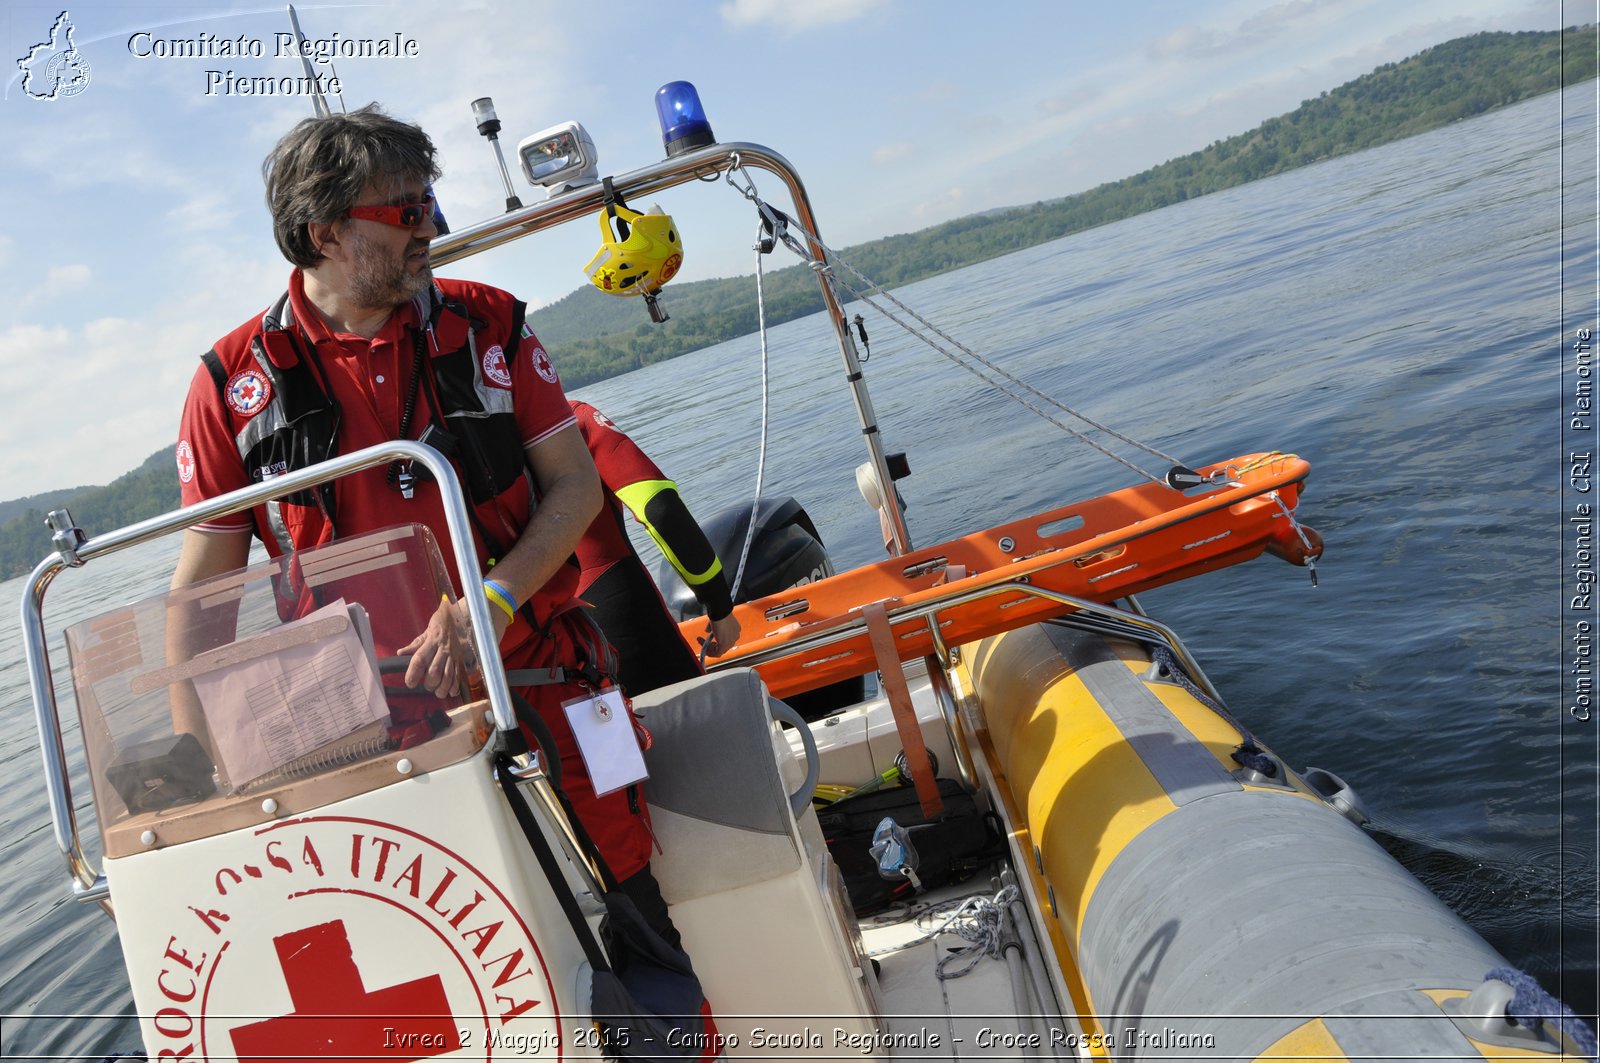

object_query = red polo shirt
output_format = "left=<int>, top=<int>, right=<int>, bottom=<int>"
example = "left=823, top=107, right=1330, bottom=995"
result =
left=178, top=271, right=576, bottom=602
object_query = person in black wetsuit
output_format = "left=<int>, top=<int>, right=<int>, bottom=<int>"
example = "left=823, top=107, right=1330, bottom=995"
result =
left=570, top=400, right=741, bottom=696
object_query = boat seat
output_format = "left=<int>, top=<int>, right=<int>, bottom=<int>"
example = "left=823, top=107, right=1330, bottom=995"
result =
left=635, top=669, right=803, bottom=901
left=633, top=668, right=883, bottom=1055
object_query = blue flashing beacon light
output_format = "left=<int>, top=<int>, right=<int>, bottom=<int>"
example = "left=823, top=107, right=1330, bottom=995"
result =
left=427, top=185, right=449, bottom=235
left=655, top=81, right=716, bottom=157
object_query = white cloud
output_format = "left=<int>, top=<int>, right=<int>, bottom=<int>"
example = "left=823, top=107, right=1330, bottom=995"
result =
left=14, top=264, right=92, bottom=311
left=162, top=188, right=243, bottom=238
left=14, top=106, right=197, bottom=194
left=1039, top=85, right=1104, bottom=118
left=1149, top=0, right=1337, bottom=60
left=871, top=141, right=914, bottom=166
left=0, top=250, right=287, bottom=498
left=909, top=187, right=967, bottom=222
left=46, top=264, right=91, bottom=289
left=1149, top=23, right=1225, bottom=61
left=721, top=0, right=891, bottom=32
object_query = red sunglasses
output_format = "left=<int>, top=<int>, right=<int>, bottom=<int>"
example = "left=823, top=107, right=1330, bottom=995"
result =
left=345, top=192, right=436, bottom=228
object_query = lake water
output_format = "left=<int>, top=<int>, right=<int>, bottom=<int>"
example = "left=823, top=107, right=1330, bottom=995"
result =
left=2, top=85, right=1595, bottom=1056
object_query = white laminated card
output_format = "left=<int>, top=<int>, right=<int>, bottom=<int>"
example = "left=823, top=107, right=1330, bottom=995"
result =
left=561, top=687, right=648, bottom=797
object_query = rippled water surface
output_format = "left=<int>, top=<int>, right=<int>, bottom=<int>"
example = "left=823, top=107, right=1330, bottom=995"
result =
left=2, top=86, right=1595, bottom=1056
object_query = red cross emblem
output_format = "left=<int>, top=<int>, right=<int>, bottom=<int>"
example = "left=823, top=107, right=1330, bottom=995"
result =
left=228, top=920, right=458, bottom=1061
left=225, top=369, right=272, bottom=417
left=482, top=344, right=512, bottom=388
left=176, top=440, right=195, bottom=484
left=531, top=345, right=558, bottom=384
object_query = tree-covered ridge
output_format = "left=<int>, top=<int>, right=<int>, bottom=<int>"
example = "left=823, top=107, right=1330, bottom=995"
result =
left=531, top=27, right=1592, bottom=388
left=0, top=449, right=177, bottom=580
left=1, top=26, right=1591, bottom=577
left=0, top=484, right=96, bottom=526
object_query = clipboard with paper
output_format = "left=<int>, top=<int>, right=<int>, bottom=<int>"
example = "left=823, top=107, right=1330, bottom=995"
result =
left=188, top=599, right=391, bottom=786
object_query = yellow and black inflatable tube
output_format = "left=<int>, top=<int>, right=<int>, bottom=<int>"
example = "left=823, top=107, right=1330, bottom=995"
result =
left=967, top=621, right=1564, bottom=1060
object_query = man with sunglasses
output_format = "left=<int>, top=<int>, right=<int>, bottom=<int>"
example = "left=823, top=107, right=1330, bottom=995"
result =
left=170, top=104, right=677, bottom=942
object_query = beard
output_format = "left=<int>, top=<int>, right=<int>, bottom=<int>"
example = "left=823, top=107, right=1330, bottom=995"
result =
left=345, top=226, right=433, bottom=309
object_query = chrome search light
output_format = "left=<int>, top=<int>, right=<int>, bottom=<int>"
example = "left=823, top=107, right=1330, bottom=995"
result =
left=517, top=121, right=599, bottom=196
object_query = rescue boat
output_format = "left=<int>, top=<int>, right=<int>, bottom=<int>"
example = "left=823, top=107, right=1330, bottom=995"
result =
left=19, top=74, right=1594, bottom=1063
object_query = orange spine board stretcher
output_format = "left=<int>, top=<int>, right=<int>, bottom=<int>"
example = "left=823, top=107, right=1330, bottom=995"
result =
left=688, top=453, right=1317, bottom=699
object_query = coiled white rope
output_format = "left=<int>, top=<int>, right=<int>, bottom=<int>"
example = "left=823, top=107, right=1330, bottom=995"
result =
left=864, top=884, right=1021, bottom=981
left=933, top=883, right=1021, bottom=980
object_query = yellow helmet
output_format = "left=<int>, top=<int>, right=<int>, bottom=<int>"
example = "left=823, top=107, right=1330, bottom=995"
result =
left=583, top=202, right=683, bottom=296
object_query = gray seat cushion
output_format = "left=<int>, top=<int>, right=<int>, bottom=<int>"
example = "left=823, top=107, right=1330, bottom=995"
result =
left=634, top=669, right=801, bottom=901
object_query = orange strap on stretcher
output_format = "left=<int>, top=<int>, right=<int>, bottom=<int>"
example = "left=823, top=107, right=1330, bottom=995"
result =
left=861, top=600, right=943, bottom=820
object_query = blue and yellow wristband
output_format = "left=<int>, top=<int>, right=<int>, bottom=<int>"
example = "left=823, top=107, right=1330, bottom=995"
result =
left=482, top=578, right=518, bottom=622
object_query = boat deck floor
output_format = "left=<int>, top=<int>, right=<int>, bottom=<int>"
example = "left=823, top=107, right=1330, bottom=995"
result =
left=798, top=671, right=1075, bottom=1059
left=858, top=878, right=1058, bottom=1060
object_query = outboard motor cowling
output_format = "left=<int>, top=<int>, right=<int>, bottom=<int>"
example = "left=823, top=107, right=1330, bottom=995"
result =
left=660, top=497, right=865, bottom=720
left=659, top=497, right=828, bottom=618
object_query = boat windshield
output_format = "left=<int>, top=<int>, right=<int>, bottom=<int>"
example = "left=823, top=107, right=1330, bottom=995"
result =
left=65, top=523, right=492, bottom=856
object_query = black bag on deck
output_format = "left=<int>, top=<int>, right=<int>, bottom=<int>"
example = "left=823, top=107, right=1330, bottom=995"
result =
left=818, top=778, right=1006, bottom=914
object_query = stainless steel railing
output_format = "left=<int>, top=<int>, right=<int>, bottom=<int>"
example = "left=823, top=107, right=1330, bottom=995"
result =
left=19, top=442, right=519, bottom=907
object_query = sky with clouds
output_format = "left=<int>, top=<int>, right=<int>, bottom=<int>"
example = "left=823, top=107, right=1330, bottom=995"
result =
left=0, top=0, right=1573, bottom=500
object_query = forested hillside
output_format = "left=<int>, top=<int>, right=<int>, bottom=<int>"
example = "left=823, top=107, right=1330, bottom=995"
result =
left=530, top=27, right=1591, bottom=388
left=0, top=449, right=175, bottom=578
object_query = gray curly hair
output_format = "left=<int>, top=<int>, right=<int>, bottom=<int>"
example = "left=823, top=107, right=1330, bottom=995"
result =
left=262, top=103, right=441, bottom=267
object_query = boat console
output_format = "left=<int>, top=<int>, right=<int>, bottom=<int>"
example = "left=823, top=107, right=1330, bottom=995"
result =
left=71, top=524, right=488, bottom=857
left=24, top=447, right=887, bottom=1060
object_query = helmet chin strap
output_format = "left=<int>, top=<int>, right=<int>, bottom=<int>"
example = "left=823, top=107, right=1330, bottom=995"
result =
left=602, top=176, right=631, bottom=240
left=612, top=176, right=664, bottom=321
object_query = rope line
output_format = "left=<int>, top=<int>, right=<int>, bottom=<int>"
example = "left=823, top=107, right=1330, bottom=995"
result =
left=727, top=216, right=774, bottom=608
left=864, top=883, right=1022, bottom=981
left=1486, top=966, right=1599, bottom=1062
left=933, top=884, right=1022, bottom=980
left=723, top=162, right=1189, bottom=486
left=1151, top=645, right=1278, bottom=778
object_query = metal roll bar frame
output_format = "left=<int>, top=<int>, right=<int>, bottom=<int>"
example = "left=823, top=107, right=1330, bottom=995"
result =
left=430, top=141, right=913, bottom=557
